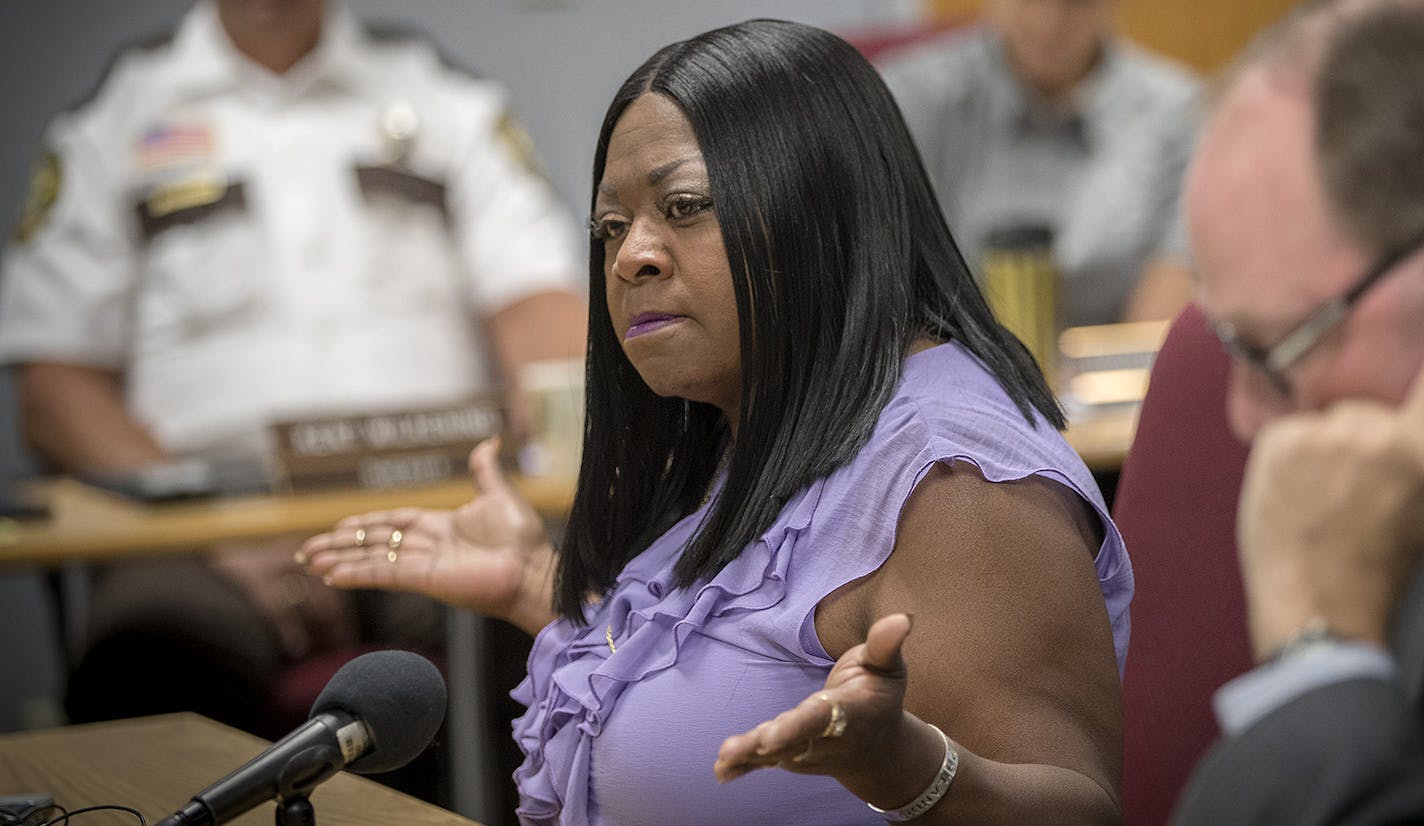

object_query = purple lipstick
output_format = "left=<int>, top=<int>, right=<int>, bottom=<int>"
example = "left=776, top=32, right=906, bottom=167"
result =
left=625, top=312, right=684, bottom=340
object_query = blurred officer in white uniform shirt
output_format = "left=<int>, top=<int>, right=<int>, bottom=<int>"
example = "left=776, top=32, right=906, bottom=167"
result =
left=0, top=0, right=586, bottom=751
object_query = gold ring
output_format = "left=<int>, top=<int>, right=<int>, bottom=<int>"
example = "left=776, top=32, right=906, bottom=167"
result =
left=818, top=693, right=847, bottom=739
left=387, top=529, right=403, bottom=563
left=354, top=527, right=366, bottom=547
left=791, top=738, right=814, bottom=763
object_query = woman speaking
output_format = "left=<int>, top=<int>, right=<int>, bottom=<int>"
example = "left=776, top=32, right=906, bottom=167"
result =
left=302, top=19, right=1129, bottom=824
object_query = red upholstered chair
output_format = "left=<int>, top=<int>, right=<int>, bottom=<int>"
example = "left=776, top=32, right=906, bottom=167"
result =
left=267, top=644, right=390, bottom=734
left=1112, top=304, right=1255, bottom=825
left=268, top=643, right=450, bottom=737
left=840, top=17, right=974, bottom=63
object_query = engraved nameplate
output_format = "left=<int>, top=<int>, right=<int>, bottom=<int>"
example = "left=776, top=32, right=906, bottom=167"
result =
left=270, top=400, right=502, bottom=492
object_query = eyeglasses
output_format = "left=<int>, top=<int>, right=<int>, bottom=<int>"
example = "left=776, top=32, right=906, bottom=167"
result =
left=1212, top=229, right=1424, bottom=397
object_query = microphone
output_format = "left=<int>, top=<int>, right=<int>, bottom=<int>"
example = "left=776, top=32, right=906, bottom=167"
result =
left=157, top=650, right=447, bottom=826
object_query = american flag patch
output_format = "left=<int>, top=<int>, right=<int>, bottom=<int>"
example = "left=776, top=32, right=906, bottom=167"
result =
left=133, top=120, right=216, bottom=172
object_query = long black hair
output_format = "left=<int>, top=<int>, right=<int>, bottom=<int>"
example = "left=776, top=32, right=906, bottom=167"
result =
left=556, top=19, right=1063, bottom=621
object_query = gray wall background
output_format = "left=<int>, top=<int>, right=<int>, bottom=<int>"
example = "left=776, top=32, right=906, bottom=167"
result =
left=0, top=0, right=919, bottom=730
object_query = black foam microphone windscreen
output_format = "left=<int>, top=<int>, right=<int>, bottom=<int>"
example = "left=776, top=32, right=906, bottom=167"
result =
left=311, top=648, right=448, bottom=774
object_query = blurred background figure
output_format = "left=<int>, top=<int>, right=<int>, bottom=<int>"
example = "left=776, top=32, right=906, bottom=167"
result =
left=877, top=0, right=1201, bottom=330
left=0, top=0, right=585, bottom=778
left=1171, top=0, right=1424, bottom=821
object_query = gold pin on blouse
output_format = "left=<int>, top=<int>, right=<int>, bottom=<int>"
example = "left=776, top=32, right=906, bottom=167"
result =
left=605, top=624, right=616, bottom=654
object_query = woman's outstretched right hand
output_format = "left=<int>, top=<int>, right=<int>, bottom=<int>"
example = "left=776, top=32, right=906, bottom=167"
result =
left=298, top=438, right=558, bottom=636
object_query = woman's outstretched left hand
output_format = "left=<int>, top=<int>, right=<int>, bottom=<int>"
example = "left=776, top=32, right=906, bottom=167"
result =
left=297, top=439, right=557, bottom=635
left=714, top=613, right=916, bottom=784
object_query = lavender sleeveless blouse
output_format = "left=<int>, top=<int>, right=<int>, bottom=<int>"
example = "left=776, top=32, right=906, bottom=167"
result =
left=511, top=342, right=1133, bottom=825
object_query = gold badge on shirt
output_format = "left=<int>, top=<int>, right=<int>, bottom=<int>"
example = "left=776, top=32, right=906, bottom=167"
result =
left=145, top=177, right=228, bottom=218
left=14, top=152, right=61, bottom=244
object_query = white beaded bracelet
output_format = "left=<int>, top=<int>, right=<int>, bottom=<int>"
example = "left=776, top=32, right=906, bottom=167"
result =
left=867, top=723, right=959, bottom=822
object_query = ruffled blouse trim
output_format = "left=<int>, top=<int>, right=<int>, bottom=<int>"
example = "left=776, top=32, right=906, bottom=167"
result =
left=511, top=479, right=825, bottom=822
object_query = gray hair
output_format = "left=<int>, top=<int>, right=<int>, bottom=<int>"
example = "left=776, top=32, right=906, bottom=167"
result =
left=1314, top=2, right=1424, bottom=253
left=1221, top=0, right=1424, bottom=254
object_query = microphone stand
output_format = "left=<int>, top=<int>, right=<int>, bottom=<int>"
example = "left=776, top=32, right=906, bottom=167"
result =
left=273, top=745, right=343, bottom=826
left=276, top=796, right=315, bottom=826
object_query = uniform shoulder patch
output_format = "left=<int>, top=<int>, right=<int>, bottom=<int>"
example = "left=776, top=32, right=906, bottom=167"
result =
left=495, top=111, right=547, bottom=178
left=14, top=152, right=61, bottom=244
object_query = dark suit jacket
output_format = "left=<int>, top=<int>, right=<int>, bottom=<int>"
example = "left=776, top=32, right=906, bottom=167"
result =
left=1171, top=565, right=1424, bottom=825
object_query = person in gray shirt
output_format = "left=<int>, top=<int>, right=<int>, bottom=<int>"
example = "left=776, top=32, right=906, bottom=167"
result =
left=877, top=0, right=1199, bottom=328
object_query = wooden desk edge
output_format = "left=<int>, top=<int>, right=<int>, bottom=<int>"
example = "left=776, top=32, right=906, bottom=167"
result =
left=0, top=414, right=1136, bottom=566
left=0, top=712, right=482, bottom=825
left=0, top=474, right=574, bottom=566
left=1064, top=409, right=1139, bottom=473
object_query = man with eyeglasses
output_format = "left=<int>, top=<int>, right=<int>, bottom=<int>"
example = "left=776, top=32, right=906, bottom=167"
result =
left=1171, top=0, right=1424, bottom=822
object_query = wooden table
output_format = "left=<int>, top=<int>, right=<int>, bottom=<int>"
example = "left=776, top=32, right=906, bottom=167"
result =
left=0, top=476, right=575, bottom=825
left=1058, top=318, right=1168, bottom=474
left=1065, top=408, right=1141, bottom=473
left=0, top=474, right=574, bottom=566
left=0, top=424, right=1135, bottom=565
left=0, top=712, right=481, bottom=825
